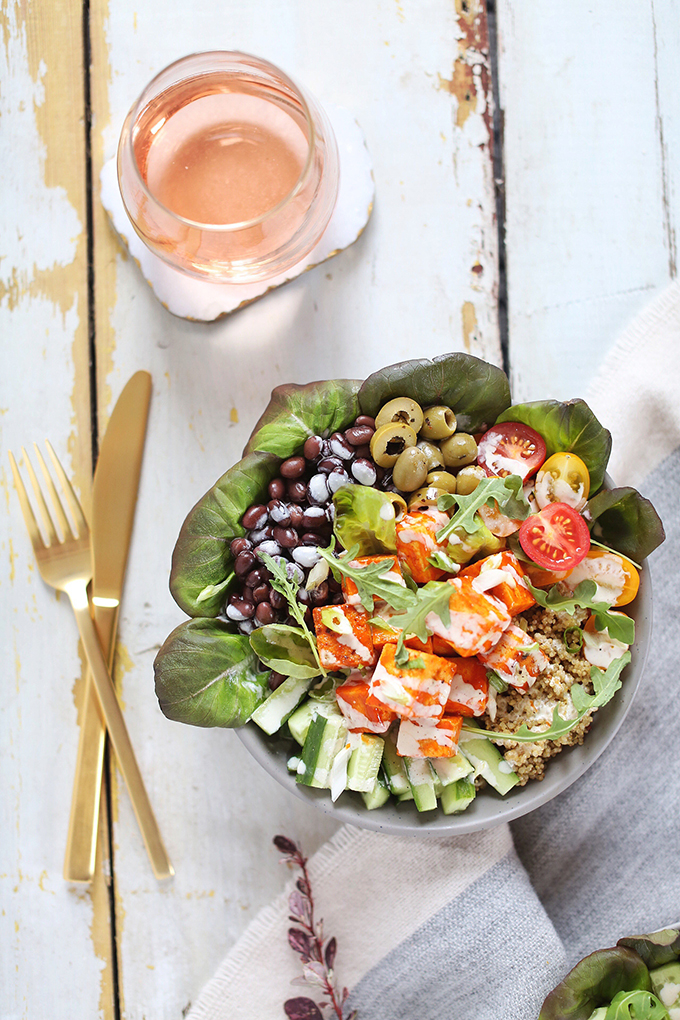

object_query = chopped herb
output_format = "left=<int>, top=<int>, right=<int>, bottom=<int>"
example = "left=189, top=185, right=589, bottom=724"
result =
left=402, top=656, right=427, bottom=670
left=563, top=626, right=584, bottom=653
left=486, top=670, right=508, bottom=693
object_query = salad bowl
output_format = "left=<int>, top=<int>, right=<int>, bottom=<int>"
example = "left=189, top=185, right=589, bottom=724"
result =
left=154, top=353, right=664, bottom=834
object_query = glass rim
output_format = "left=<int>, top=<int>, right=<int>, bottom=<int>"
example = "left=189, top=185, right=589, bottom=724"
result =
left=119, top=50, right=320, bottom=233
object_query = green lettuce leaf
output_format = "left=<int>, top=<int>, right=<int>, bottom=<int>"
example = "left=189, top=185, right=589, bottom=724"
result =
left=587, top=487, right=666, bottom=563
left=154, top=618, right=269, bottom=727
left=538, top=947, right=653, bottom=1020
left=357, top=353, right=511, bottom=433
left=243, top=379, right=361, bottom=457
left=169, top=452, right=281, bottom=618
left=248, top=624, right=322, bottom=680
left=618, top=931, right=680, bottom=971
left=496, top=398, right=612, bottom=491
left=332, top=485, right=400, bottom=555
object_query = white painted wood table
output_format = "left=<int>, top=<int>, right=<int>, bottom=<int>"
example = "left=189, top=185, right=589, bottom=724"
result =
left=1, top=1, right=678, bottom=1017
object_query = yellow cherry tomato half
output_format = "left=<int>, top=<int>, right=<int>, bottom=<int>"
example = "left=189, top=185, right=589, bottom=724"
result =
left=534, top=453, right=590, bottom=512
left=562, top=548, right=640, bottom=607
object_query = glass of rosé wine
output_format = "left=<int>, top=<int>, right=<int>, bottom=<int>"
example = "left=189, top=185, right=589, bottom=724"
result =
left=117, top=51, right=340, bottom=283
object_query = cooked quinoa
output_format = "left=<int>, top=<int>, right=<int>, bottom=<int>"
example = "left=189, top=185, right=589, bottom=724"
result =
left=482, top=605, right=595, bottom=785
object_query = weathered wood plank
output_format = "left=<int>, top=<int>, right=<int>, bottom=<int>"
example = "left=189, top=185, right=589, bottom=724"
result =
left=0, top=0, right=115, bottom=1016
left=88, top=1, right=500, bottom=1015
left=496, top=0, right=679, bottom=403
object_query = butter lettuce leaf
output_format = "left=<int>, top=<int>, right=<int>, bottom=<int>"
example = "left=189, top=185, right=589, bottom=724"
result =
left=587, top=487, right=665, bottom=563
left=496, top=398, right=612, bottom=492
left=332, top=485, right=400, bottom=555
left=170, top=451, right=281, bottom=618
left=357, top=353, right=511, bottom=434
left=154, top=618, right=269, bottom=727
left=249, top=624, right=322, bottom=680
left=243, top=379, right=361, bottom=458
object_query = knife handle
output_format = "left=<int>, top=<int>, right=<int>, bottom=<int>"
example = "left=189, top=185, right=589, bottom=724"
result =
left=63, top=604, right=116, bottom=882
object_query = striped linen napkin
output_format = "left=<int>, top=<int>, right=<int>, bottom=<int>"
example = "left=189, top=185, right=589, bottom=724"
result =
left=188, top=281, right=680, bottom=1020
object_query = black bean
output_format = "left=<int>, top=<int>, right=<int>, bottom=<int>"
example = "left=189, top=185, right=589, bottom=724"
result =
left=287, top=479, right=308, bottom=502
left=273, top=526, right=299, bottom=549
left=288, top=504, right=304, bottom=528
left=255, top=602, right=277, bottom=625
left=252, top=584, right=271, bottom=604
left=280, top=456, right=306, bottom=479
left=301, top=506, right=327, bottom=529
left=293, top=545, right=322, bottom=568
left=268, top=477, right=286, bottom=500
left=270, top=590, right=285, bottom=610
left=345, top=424, right=375, bottom=446
left=307, top=474, right=330, bottom=504
left=230, top=536, right=252, bottom=557
left=309, top=581, right=329, bottom=604
left=267, top=499, right=291, bottom=525
left=353, top=443, right=372, bottom=460
left=317, top=455, right=343, bottom=474
left=255, top=540, right=282, bottom=559
left=245, top=567, right=267, bottom=588
left=328, top=468, right=351, bottom=493
left=352, top=458, right=378, bottom=485
left=227, top=596, right=255, bottom=620
left=354, top=415, right=376, bottom=429
left=249, top=524, right=274, bottom=544
left=303, top=435, right=324, bottom=461
left=329, top=433, right=354, bottom=460
left=301, top=532, right=323, bottom=545
left=240, top=587, right=254, bottom=604
left=268, top=671, right=286, bottom=691
left=242, top=504, right=269, bottom=530
left=234, top=550, right=256, bottom=576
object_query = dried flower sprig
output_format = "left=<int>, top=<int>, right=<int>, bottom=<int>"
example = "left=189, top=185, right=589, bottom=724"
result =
left=273, top=835, right=357, bottom=1020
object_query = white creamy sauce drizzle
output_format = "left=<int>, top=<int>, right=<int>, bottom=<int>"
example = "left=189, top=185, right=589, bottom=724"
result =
left=472, top=568, right=514, bottom=594
left=535, top=473, right=585, bottom=510
left=486, top=686, right=497, bottom=722
left=529, top=695, right=578, bottom=725
left=336, top=695, right=390, bottom=734
left=497, top=760, right=516, bottom=774
left=379, top=503, right=395, bottom=520
left=582, top=630, right=630, bottom=668
left=338, top=630, right=374, bottom=662
left=396, top=719, right=456, bottom=756
left=447, top=674, right=486, bottom=714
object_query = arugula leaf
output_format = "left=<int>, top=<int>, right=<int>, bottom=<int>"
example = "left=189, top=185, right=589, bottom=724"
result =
left=435, top=474, right=531, bottom=542
left=386, top=581, right=453, bottom=664
left=464, top=652, right=631, bottom=743
left=258, top=552, right=326, bottom=676
left=403, top=656, right=427, bottom=670
left=604, top=989, right=669, bottom=1019
left=526, top=579, right=635, bottom=645
left=316, top=543, right=417, bottom=613
left=248, top=624, right=322, bottom=680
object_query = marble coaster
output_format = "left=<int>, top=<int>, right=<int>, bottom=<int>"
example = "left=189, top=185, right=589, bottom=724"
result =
left=100, top=104, right=374, bottom=321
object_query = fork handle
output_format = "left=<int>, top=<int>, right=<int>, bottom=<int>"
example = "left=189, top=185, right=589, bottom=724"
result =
left=67, top=583, right=174, bottom=881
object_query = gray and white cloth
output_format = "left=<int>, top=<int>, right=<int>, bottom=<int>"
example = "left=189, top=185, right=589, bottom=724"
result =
left=188, top=282, right=680, bottom=1020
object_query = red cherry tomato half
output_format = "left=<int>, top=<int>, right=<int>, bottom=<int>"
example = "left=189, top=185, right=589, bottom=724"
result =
left=477, top=423, right=547, bottom=482
left=518, top=502, right=591, bottom=571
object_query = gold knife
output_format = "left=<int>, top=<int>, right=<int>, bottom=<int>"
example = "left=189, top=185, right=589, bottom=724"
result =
left=64, top=371, right=171, bottom=881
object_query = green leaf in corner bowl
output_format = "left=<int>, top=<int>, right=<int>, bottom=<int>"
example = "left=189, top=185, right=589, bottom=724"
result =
left=170, top=451, right=281, bottom=618
left=243, top=378, right=362, bottom=457
left=154, top=618, right=269, bottom=727
left=538, top=947, right=652, bottom=1020
left=496, top=398, right=612, bottom=492
left=618, top=929, right=680, bottom=971
left=357, top=353, right=511, bottom=433
left=587, top=487, right=666, bottom=563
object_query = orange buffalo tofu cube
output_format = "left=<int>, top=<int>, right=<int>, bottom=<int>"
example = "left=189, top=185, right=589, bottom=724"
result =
left=445, top=658, right=489, bottom=717
left=396, top=715, right=463, bottom=758
left=425, top=576, right=512, bottom=657
left=478, top=622, right=549, bottom=691
left=342, top=555, right=405, bottom=605
left=335, top=679, right=396, bottom=734
left=395, top=507, right=452, bottom=583
left=458, top=551, right=536, bottom=616
left=369, top=601, right=433, bottom=653
left=312, top=605, right=376, bottom=671
left=367, top=644, right=454, bottom=722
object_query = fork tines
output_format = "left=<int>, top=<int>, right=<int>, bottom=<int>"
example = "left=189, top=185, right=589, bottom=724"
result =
left=9, top=443, right=88, bottom=548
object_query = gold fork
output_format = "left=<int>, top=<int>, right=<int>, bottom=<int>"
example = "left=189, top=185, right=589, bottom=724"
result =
left=9, top=442, right=174, bottom=881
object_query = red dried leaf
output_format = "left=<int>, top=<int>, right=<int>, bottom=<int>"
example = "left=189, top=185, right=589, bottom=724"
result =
left=283, top=997, right=324, bottom=1020
left=297, top=876, right=311, bottom=897
left=289, top=889, right=306, bottom=921
left=288, top=928, right=314, bottom=962
left=324, top=937, right=337, bottom=972
left=274, top=835, right=300, bottom=857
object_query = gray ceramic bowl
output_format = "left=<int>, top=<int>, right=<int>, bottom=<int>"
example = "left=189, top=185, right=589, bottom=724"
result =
left=236, top=556, right=652, bottom=835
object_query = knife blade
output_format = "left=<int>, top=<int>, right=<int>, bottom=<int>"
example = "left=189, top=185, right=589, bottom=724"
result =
left=63, top=370, right=153, bottom=883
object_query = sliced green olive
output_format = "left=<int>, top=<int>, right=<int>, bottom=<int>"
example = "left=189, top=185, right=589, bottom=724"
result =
left=370, top=421, right=418, bottom=467
left=392, top=446, right=429, bottom=491
left=386, top=492, right=408, bottom=520
left=375, top=397, right=424, bottom=433
left=440, top=432, right=478, bottom=468
left=407, top=485, right=445, bottom=509
left=420, top=405, right=457, bottom=440
left=426, top=470, right=457, bottom=494
left=416, top=440, right=445, bottom=471
left=455, top=464, right=486, bottom=494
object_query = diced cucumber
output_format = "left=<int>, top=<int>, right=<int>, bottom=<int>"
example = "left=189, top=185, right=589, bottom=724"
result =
left=397, top=788, right=414, bottom=802
left=459, top=726, right=519, bottom=796
left=250, top=676, right=313, bottom=735
left=403, top=757, right=438, bottom=812
left=432, top=771, right=444, bottom=798
left=381, top=730, right=410, bottom=795
left=287, top=698, right=341, bottom=746
left=430, top=752, right=474, bottom=787
left=297, top=713, right=348, bottom=788
left=347, top=734, right=384, bottom=792
left=650, top=961, right=680, bottom=1009
left=361, top=774, right=391, bottom=810
left=441, top=777, right=477, bottom=815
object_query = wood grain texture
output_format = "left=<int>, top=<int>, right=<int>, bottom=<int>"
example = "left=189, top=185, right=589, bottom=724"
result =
left=0, top=0, right=115, bottom=1016
left=496, top=0, right=679, bottom=403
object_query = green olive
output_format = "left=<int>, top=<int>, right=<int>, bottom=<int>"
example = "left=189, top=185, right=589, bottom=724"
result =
left=375, top=397, right=424, bottom=433
left=455, top=464, right=486, bottom=494
left=416, top=440, right=445, bottom=471
left=420, top=405, right=457, bottom=440
left=392, top=446, right=430, bottom=491
left=440, top=432, right=478, bottom=468
left=426, top=470, right=457, bottom=493
left=407, top=485, right=445, bottom=510
left=370, top=421, right=418, bottom=467
left=386, top=492, right=408, bottom=520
